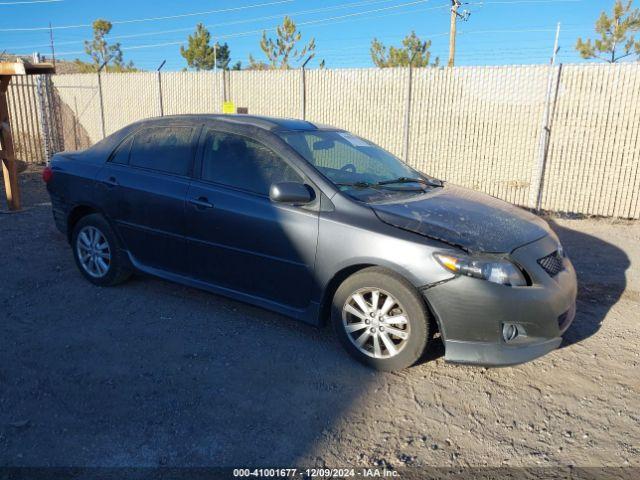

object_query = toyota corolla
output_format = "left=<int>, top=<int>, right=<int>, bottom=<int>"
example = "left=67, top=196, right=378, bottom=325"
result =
left=44, top=115, right=577, bottom=371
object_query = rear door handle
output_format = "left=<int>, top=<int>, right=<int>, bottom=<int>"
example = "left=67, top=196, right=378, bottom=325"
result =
left=189, top=197, right=214, bottom=209
left=103, top=176, right=118, bottom=187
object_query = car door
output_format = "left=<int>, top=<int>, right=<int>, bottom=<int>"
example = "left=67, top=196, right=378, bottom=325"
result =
left=95, top=124, right=200, bottom=274
left=184, top=128, right=319, bottom=309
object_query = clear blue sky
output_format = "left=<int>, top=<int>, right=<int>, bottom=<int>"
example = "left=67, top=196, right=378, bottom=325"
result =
left=0, top=0, right=618, bottom=70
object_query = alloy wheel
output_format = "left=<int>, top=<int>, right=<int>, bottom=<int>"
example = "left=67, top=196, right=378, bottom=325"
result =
left=76, top=225, right=111, bottom=278
left=342, top=288, right=410, bottom=359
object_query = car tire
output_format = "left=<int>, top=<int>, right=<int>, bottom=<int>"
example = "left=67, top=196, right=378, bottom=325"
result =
left=71, top=213, right=132, bottom=287
left=331, top=267, right=430, bottom=371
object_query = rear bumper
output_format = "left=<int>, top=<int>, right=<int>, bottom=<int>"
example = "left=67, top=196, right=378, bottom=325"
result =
left=48, top=190, right=69, bottom=235
left=423, top=234, right=577, bottom=367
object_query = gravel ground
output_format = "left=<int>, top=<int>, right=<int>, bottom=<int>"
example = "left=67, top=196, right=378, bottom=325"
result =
left=1, top=167, right=638, bottom=469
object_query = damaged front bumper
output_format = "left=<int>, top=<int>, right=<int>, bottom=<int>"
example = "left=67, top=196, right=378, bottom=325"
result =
left=422, top=234, right=577, bottom=367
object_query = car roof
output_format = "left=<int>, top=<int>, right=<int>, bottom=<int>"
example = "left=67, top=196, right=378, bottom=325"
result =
left=135, top=114, right=339, bottom=132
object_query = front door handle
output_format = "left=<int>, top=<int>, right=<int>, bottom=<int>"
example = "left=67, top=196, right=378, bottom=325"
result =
left=189, top=197, right=214, bottom=209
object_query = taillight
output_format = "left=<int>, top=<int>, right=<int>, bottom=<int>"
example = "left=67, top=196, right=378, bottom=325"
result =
left=42, top=166, right=54, bottom=183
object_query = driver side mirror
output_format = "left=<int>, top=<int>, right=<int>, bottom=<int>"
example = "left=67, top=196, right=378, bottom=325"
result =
left=269, top=182, right=315, bottom=205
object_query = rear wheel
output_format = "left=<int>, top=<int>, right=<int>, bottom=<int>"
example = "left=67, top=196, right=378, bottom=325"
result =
left=331, top=267, right=430, bottom=371
left=71, top=213, right=131, bottom=286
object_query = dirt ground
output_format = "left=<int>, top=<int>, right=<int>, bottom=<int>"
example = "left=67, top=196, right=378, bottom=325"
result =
left=1, top=166, right=638, bottom=470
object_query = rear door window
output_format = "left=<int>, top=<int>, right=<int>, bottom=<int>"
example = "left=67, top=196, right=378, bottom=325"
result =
left=129, top=126, right=195, bottom=176
left=201, top=130, right=302, bottom=195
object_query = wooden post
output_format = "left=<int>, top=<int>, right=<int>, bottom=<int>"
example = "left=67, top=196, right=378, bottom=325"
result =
left=0, top=76, right=21, bottom=211
left=0, top=60, right=54, bottom=210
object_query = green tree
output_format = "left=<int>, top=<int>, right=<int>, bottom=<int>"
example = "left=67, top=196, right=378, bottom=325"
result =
left=576, top=0, right=640, bottom=62
left=214, top=41, right=231, bottom=70
left=370, top=31, right=439, bottom=68
left=180, top=25, right=239, bottom=70
left=180, top=23, right=216, bottom=70
left=248, top=16, right=321, bottom=69
left=76, top=19, right=137, bottom=72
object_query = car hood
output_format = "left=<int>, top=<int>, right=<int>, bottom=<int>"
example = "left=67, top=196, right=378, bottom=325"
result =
left=371, top=184, right=550, bottom=253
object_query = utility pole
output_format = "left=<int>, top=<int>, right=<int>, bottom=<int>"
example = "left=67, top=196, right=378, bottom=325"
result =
left=448, top=1, right=471, bottom=67
left=49, top=22, right=56, bottom=66
left=448, top=1, right=459, bottom=67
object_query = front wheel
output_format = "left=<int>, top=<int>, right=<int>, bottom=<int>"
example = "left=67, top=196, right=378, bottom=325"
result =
left=331, top=267, right=430, bottom=371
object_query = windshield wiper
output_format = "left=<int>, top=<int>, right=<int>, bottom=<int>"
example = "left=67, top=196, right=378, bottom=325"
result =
left=335, top=181, right=376, bottom=188
left=336, top=181, right=423, bottom=191
left=336, top=180, right=426, bottom=193
left=377, top=176, right=442, bottom=187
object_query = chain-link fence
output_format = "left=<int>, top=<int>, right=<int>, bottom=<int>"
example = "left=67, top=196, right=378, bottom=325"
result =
left=6, top=64, right=640, bottom=219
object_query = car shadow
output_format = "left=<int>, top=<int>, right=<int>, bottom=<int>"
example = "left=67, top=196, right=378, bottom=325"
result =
left=1, top=168, right=376, bottom=468
left=1, top=169, right=631, bottom=469
left=546, top=218, right=629, bottom=348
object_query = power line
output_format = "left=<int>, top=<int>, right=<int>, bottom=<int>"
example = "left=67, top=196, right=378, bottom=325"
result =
left=478, top=0, right=583, bottom=4
left=0, top=0, right=61, bottom=4
left=0, top=0, right=294, bottom=31
left=49, top=0, right=439, bottom=56
left=3, top=0, right=405, bottom=49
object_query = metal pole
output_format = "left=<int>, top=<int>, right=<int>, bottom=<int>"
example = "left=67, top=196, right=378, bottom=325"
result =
left=157, top=60, right=166, bottom=117
left=73, top=96, right=79, bottom=150
left=214, top=40, right=218, bottom=73
left=222, top=68, right=227, bottom=104
left=300, top=55, right=312, bottom=120
left=97, top=60, right=108, bottom=139
left=34, top=53, right=52, bottom=162
left=530, top=22, right=561, bottom=211
left=402, top=52, right=417, bottom=163
left=49, top=22, right=56, bottom=66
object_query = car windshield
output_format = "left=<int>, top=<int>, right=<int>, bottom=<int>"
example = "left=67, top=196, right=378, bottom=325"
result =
left=278, top=130, right=439, bottom=203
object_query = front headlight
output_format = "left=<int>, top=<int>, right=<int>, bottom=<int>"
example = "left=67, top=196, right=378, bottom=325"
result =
left=434, top=252, right=528, bottom=286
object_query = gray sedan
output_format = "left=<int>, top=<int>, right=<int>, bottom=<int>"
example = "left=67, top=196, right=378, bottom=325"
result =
left=45, top=115, right=577, bottom=371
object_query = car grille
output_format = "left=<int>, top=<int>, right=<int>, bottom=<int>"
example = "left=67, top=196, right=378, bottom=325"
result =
left=538, top=250, right=564, bottom=277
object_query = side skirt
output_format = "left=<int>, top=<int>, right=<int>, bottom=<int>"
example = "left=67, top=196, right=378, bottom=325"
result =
left=126, top=252, right=322, bottom=327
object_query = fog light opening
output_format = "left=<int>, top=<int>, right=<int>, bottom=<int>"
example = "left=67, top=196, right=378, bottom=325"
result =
left=503, top=323, right=519, bottom=342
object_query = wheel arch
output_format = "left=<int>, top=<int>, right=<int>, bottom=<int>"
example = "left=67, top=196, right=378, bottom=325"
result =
left=318, top=264, right=375, bottom=326
left=66, top=204, right=101, bottom=242
left=317, top=261, right=429, bottom=326
left=66, top=203, right=124, bottom=248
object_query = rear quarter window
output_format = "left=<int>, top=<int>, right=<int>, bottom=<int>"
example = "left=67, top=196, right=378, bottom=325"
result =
left=109, top=137, right=133, bottom=165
